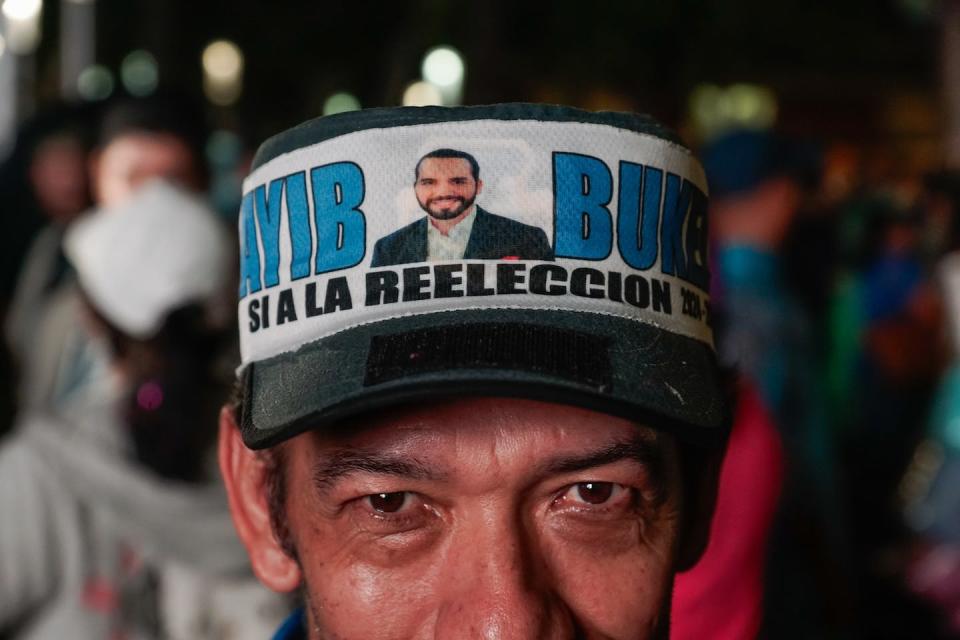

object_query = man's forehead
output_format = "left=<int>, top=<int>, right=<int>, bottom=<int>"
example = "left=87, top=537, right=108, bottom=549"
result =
left=289, top=399, right=674, bottom=499
left=300, top=397, right=665, bottom=459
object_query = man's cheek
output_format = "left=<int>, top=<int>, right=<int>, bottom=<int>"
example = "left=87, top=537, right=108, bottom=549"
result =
left=300, top=550, right=440, bottom=639
left=538, top=509, right=679, bottom=638
left=287, top=510, right=443, bottom=631
left=549, top=548, right=673, bottom=638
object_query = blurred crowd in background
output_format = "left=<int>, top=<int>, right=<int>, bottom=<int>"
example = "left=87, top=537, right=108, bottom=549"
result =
left=1, top=1, right=960, bottom=639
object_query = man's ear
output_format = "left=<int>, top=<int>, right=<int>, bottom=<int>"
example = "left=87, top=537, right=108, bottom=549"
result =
left=476, top=178, right=483, bottom=195
left=218, top=406, right=302, bottom=592
left=674, top=439, right=726, bottom=572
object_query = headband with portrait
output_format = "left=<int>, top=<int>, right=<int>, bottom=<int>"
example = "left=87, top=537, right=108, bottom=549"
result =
left=237, top=104, right=725, bottom=449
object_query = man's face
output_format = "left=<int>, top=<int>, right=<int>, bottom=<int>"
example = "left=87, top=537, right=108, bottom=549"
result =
left=239, top=398, right=685, bottom=639
left=93, top=132, right=203, bottom=206
left=29, top=136, right=89, bottom=223
left=415, top=157, right=481, bottom=220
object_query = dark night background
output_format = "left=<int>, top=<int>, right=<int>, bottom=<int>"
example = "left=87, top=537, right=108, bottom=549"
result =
left=25, top=0, right=942, bottom=147
left=3, top=1, right=960, bottom=638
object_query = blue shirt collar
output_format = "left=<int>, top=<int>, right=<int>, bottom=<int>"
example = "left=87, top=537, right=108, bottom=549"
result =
left=272, top=608, right=306, bottom=640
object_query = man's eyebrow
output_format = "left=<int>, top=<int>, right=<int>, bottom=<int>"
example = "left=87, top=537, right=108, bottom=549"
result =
left=542, top=436, right=667, bottom=499
left=312, top=450, right=444, bottom=491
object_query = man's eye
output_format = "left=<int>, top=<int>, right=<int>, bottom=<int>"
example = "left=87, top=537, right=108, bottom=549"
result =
left=366, top=491, right=411, bottom=513
left=563, top=482, right=630, bottom=506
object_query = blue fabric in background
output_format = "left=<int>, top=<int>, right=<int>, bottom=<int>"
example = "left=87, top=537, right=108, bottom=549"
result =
left=272, top=608, right=305, bottom=640
left=907, top=364, right=960, bottom=544
left=861, top=253, right=923, bottom=323
left=701, top=129, right=820, bottom=198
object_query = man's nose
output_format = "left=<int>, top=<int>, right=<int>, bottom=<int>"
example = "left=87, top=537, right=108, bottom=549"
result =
left=434, top=513, right=576, bottom=639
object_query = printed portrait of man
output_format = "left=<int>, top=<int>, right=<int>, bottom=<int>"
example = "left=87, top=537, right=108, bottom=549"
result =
left=370, top=148, right=554, bottom=266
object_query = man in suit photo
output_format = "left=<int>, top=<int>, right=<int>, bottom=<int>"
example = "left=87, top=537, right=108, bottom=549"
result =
left=370, top=148, right=554, bottom=266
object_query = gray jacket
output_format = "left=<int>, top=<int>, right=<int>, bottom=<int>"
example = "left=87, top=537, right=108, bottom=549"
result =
left=0, top=405, right=287, bottom=639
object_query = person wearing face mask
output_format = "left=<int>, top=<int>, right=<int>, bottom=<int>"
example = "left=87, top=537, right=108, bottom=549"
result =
left=3, top=105, right=94, bottom=420
left=8, top=95, right=211, bottom=415
left=0, top=181, right=286, bottom=639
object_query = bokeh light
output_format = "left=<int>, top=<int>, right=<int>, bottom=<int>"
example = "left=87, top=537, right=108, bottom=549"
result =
left=205, top=129, right=242, bottom=169
left=421, top=46, right=464, bottom=88
left=2, top=0, right=42, bottom=54
left=689, top=82, right=778, bottom=141
left=1, top=0, right=41, bottom=22
left=77, top=64, right=114, bottom=101
left=402, top=80, right=443, bottom=107
left=726, top=83, right=778, bottom=128
left=120, top=50, right=158, bottom=97
left=203, top=39, right=242, bottom=81
left=136, top=380, right=163, bottom=411
left=323, top=91, right=361, bottom=115
left=421, top=45, right=465, bottom=105
left=202, top=39, right=244, bottom=106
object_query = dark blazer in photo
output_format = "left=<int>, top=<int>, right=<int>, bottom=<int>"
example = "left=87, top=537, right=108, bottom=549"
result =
left=370, top=207, right=554, bottom=267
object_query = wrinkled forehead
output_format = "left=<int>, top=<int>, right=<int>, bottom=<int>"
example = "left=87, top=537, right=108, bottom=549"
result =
left=298, top=398, right=670, bottom=468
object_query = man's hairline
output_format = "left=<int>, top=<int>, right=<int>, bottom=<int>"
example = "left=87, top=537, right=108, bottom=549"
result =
left=414, top=151, right=480, bottom=183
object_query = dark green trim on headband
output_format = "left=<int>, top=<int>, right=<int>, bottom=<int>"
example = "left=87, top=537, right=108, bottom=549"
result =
left=251, top=103, right=685, bottom=171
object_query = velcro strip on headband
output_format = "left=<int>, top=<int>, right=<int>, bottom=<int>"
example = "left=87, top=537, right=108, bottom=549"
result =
left=364, top=322, right=611, bottom=390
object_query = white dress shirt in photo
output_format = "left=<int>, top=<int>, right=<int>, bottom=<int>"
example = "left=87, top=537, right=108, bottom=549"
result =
left=427, top=207, right=478, bottom=261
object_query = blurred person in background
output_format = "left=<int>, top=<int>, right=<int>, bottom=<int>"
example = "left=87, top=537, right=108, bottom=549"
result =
left=0, top=104, right=91, bottom=312
left=829, top=191, right=950, bottom=637
left=848, top=200, right=942, bottom=517
left=703, top=129, right=853, bottom=638
left=0, top=105, right=93, bottom=436
left=89, top=94, right=208, bottom=207
left=0, top=181, right=285, bottom=639
left=817, top=168, right=956, bottom=635
left=899, top=247, right=960, bottom=635
left=5, top=94, right=211, bottom=415
left=894, top=169, right=960, bottom=637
